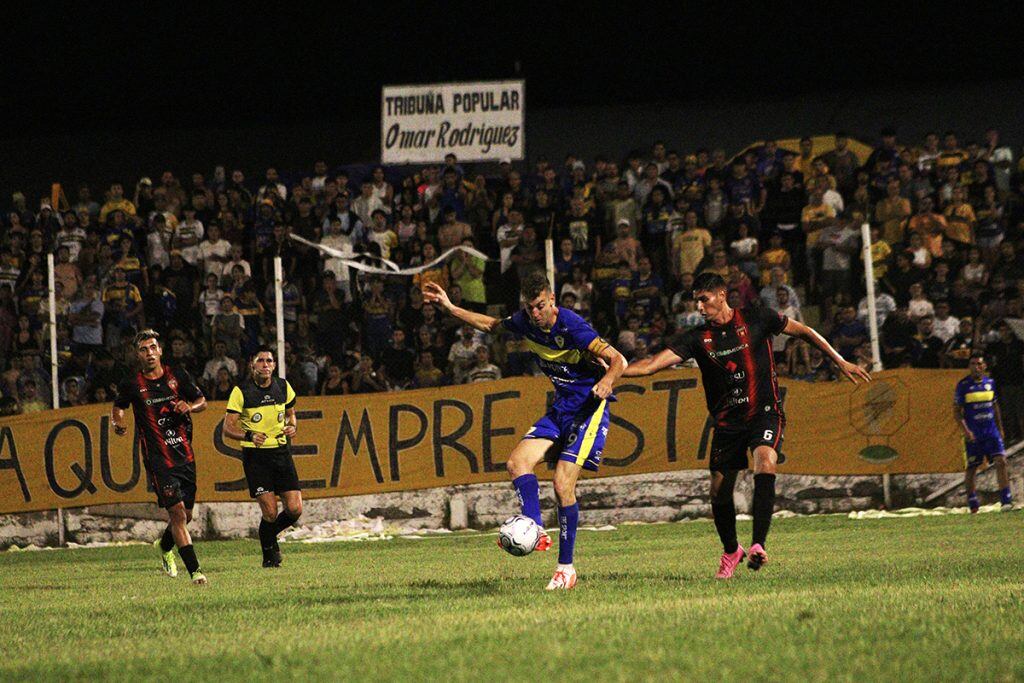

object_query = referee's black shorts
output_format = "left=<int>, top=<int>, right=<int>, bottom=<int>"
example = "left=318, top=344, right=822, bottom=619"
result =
left=241, top=445, right=300, bottom=498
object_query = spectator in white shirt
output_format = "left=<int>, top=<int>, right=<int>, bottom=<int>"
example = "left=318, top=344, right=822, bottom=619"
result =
left=857, top=291, right=897, bottom=329
left=197, top=223, right=232, bottom=276
left=220, top=243, right=252, bottom=286
left=907, top=282, right=935, bottom=321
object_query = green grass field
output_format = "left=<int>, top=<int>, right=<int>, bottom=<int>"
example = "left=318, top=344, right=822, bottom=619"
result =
left=1, top=512, right=1022, bottom=682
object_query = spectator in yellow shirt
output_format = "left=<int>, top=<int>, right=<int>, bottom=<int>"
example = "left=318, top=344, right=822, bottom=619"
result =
left=866, top=225, right=892, bottom=281
left=874, top=179, right=911, bottom=246
left=98, top=183, right=137, bottom=224
left=758, top=232, right=791, bottom=285
left=943, top=186, right=976, bottom=247
left=670, top=210, right=712, bottom=278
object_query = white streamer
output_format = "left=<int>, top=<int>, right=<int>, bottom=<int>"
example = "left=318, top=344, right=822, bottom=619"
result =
left=288, top=233, right=493, bottom=276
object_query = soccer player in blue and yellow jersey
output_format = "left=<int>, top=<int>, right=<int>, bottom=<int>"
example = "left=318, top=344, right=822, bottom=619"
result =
left=954, top=352, right=1013, bottom=512
left=424, top=273, right=627, bottom=590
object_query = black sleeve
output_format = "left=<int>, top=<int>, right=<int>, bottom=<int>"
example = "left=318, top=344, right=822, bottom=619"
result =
left=177, top=368, right=204, bottom=402
left=113, top=379, right=134, bottom=409
left=756, top=304, right=788, bottom=336
left=666, top=330, right=695, bottom=362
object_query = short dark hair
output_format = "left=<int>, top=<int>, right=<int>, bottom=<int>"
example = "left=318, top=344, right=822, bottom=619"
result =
left=692, top=273, right=727, bottom=294
left=133, top=329, right=160, bottom=348
left=970, top=350, right=986, bottom=362
left=252, top=345, right=277, bottom=363
left=520, top=271, right=552, bottom=300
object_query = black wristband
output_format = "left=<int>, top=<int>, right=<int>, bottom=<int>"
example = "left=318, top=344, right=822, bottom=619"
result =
left=244, top=430, right=254, bottom=442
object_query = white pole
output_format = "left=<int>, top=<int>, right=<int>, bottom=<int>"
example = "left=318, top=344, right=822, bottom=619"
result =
left=48, top=254, right=64, bottom=546
left=274, top=257, right=286, bottom=378
left=860, top=222, right=883, bottom=373
left=544, top=238, right=555, bottom=290
left=860, top=222, right=891, bottom=508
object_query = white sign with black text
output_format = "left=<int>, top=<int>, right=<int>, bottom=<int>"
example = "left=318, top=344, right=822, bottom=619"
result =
left=381, top=80, right=525, bottom=164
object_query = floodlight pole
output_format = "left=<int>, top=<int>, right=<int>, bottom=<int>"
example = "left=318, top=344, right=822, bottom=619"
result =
left=545, top=238, right=555, bottom=292
left=48, top=254, right=65, bottom=546
left=861, top=222, right=892, bottom=508
left=274, top=257, right=286, bottom=378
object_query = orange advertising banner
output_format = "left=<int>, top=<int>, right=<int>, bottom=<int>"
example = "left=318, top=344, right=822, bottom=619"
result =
left=0, top=369, right=965, bottom=513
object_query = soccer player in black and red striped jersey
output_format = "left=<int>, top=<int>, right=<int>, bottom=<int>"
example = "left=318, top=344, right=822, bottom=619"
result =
left=623, top=273, right=870, bottom=578
left=111, top=330, right=209, bottom=585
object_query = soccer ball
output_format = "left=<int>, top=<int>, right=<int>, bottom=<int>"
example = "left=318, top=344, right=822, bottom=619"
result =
left=498, top=515, right=541, bottom=556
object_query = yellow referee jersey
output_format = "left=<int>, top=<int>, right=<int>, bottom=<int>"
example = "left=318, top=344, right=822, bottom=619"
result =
left=226, top=377, right=297, bottom=448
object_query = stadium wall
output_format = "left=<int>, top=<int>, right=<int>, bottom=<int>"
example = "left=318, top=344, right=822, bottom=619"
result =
left=2, top=462, right=1021, bottom=548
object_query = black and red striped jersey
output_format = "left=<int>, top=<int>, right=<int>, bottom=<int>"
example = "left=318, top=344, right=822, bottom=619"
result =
left=668, top=304, right=788, bottom=427
left=114, top=365, right=203, bottom=470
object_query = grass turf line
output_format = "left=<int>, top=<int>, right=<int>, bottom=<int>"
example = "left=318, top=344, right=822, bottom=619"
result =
left=1, top=513, right=1022, bottom=682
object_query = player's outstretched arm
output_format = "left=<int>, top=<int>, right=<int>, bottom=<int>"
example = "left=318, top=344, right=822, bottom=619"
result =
left=590, top=340, right=628, bottom=399
left=783, top=318, right=871, bottom=383
left=422, top=282, right=501, bottom=333
left=622, top=348, right=683, bottom=377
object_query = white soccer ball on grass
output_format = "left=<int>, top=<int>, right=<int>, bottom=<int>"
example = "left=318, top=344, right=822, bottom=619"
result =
left=498, top=515, right=541, bottom=556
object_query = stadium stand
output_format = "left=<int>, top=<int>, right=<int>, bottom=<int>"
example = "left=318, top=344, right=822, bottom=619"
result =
left=1, top=129, right=1023, bottom=440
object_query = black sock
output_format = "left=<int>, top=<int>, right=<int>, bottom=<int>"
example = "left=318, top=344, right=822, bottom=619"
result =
left=752, top=473, right=777, bottom=548
left=259, top=519, right=277, bottom=557
left=177, top=544, right=200, bottom=575
left=711, top=500, right=739, bottom=554
left=274, top=511, right=297, bottom=535
left=159, top=527, right=174, bottom=553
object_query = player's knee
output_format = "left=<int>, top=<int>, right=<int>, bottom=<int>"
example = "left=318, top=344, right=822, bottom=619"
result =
left=553, top=476, right=575, bottom=505
left=753, top=448, right=778, bottom=474
left=287, top=501, right=303, bottom=520
left=506, top=455, right=531, bottom=478
left=168, top=505, right=187, bottom=525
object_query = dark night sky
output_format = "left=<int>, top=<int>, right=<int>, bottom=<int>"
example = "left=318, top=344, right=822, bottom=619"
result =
left=3, top=4, right=1022, bottom=139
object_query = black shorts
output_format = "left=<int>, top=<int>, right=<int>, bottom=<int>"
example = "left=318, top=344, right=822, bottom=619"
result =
left=149, top=463, right=197, bottom=509
left=242, top=445, right=300, bottom=498
left=709, top=411, right=785, bottom=472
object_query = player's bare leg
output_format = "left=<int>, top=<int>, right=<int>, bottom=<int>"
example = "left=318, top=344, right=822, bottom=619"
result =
left=993, top=457, right=1013, bottom=509
left=711, top=470, right=744, bottom=579
left=965, top=466, right=979, bottom=513
left=156, top=506, right=192, bottom=578
left=748, top=446, right=779, bottom=571
left=167, top=502, right=205, bottom=584
left=506, top=438, right=556, bottom=551
left=547, top=460, right=583, bottom=590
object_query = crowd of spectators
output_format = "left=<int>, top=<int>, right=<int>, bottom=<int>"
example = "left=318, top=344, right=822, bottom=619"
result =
left=2, top=128, right=1023, bottom=440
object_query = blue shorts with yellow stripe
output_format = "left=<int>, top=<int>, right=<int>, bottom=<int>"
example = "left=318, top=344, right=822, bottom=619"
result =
left=524, top=397, right=610, bottom=472
left=964, top=432, right=1005, bottom=468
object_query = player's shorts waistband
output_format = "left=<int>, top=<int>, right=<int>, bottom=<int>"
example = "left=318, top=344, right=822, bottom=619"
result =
left=242, top=444, right=292, bottom=457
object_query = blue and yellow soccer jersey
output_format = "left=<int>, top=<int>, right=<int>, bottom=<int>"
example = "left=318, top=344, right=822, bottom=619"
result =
left=501, top=307, right=613, bottom=471
left=954, top=375, right=1001, bottom=438
left=500, top=307, right=612, bottom=412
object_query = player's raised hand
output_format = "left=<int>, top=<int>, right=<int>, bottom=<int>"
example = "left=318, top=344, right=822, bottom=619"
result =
left=113, top=423, right=127, bottom=436
left=838, top=360, right=871, bottom=384
left=422, top=282, right=452, bottom=310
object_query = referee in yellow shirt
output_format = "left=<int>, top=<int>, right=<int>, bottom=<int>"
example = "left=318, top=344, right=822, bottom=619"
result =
left=224, top=346, right=302, bottom=567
